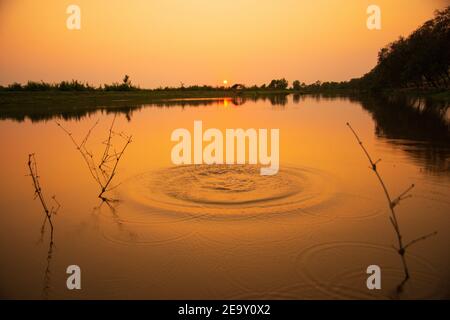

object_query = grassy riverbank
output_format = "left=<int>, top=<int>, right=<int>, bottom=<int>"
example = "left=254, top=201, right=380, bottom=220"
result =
left=1, top=88, right=448, bottom=109
left=0, top=89, right=292, bottom=109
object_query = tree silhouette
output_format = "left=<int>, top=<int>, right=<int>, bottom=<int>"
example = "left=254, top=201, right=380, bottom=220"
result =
left=292, top=80, right=301, bottom=90
left=363, top=6, right=449, bottom=90
left=268, top=78, right=289, bottom=90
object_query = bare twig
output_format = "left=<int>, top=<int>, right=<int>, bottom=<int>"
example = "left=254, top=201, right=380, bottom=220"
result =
left=42, top=229, right=54, bottom=299
left=56, top=115, right=132, bottom=201
left=27, top=154, right=60, bottom=233
left=27, top=154, right=59, bottom=299
left=56, top=120, right=102, bottom=185
left=346, top=123, right=437, bottom=290
left=404, top=231, right=437, bottom=249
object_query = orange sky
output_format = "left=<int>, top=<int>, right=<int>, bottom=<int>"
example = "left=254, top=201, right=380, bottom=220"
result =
left=0, top=0, right=447, bottom=87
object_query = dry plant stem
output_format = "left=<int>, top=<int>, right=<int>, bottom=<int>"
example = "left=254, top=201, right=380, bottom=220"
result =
left=100, top=116, right=115, bottom=170
left=346, top=123, right=436, bottom=282
left=56, top=120, right=102, bottom=186
left=42, top=230, right=54, bottom=299
left=99, top=136, right=132, bottom=199
left=56, top=115, right=132, bottom=201
left=28, top=154, right=60, bottom=233
left=27, top=154, right=59, bottom=298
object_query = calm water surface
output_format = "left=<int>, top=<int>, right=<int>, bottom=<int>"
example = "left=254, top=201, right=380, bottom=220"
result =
left=0, top=94, right=449, bottom=299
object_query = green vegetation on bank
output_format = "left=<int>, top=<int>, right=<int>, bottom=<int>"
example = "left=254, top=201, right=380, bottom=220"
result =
left=0, top=89, right=294, bottom=108
left=353, top=6, right=449, bottom=90
left=287, top=6, right=449, bottom=95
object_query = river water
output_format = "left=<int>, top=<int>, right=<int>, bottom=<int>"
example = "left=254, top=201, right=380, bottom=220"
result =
left=0, top=94, right=448, bottom=299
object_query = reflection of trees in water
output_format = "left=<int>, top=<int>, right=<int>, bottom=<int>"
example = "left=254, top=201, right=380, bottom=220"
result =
left=8, top=92, right=450, bottom=173
left=268, top=94, right=288, bottom=106
left=297, top=93, right=449, bottom=174
left=355, top=95, right=449, bottom=142
left=289, top=92, right=449, bottom=174
left=0, top=94, right=291, bottom=122
left=354, top=94, right=450, bottom=174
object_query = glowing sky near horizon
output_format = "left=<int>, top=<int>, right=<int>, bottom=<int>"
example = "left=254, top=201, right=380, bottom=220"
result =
left=0, top=0, right=447, bottom=87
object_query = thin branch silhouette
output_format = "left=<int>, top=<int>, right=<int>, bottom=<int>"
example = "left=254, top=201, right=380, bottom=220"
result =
left=56, top=115, right=132, bottom=201
left=346, top=123, right=437, bottom=293
left=27, top=154, right=59, bottom=299
left=41, top=227, right=54, bottom=299
left=27, top=154, right=60, bottom=235
left=404, top=231, right=437, bottom=250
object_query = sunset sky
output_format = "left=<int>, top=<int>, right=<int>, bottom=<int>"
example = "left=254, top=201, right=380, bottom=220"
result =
left=0, top=0, right=447, bottom=87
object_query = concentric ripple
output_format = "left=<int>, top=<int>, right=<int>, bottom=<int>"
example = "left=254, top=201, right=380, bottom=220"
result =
left=122, top=164, right=336, bottom=219
left=295, top=242, right=444, bottom=299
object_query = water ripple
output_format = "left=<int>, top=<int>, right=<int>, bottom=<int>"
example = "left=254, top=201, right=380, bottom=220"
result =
left=121, top=164, right=337, bottom=220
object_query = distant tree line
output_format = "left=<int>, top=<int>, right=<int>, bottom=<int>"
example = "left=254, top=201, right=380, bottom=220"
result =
left=1, top=7, right=448, bottom=93
left=0, top=77, right=294, bottom=92
left=289, top=6, right=449, bottom=92
left=356, top=6, right=449, bottom=90
left=1, top=75, right=140, bottom=92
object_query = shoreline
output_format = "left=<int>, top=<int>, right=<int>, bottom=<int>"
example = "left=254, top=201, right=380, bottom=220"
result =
left=0, top=88, right=448, bottom=109
left=0, top=90, right=288, bottom=109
